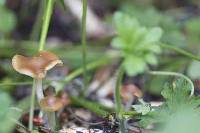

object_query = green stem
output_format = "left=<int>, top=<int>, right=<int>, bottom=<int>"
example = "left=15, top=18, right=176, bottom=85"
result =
left=81, top=0, right=88, bottom=93
left=46, top=112, right=56, bottom=131
left=29, top=0, right=55, bottom=130
left=29, top=79, right=36, bottom=130
left=39, top=0, right=54, bottom=51
left=148, top=71, right=194, bottom=97
left=64, top=59, right=108, bottom=82
left=121, top=111, right=139, bottom=116
left=160, top=43, right=200, bottom=62
left=0, top=81, right=33, bottom=86
left=115, top=66, right=124, bottom=114
left=114, top=65, right=125, bottom=133
left=70, top=96, right=109, bottom=117
left=30, top=0, right=46, bottom=41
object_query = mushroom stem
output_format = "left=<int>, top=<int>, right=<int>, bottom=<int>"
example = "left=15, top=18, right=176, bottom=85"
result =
left=29, top=79, right=37, bottom=130
left=46, top=112, right=56, bottom=131
left=35, top=78, right=44, bottom=101
left=29, top=78, right=44, bottom=130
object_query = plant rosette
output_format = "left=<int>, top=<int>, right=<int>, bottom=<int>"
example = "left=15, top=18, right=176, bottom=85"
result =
left=111, top=12, right=163, bottom=76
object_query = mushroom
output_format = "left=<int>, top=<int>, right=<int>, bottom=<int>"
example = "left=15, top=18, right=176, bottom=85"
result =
left=57, top=91, right=71, bottom=106
left=12, top=51, right=63, bottom=130
left=40, top=96, right=64, bottom=112
left=121, top=84, right=143, bottom=111
left=40, top=96, right=64, bottom=130
left=12, top=51, right=63, bottom=101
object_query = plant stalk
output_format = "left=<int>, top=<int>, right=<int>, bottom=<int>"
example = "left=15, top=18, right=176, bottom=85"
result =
left=29, top=0, right=55, bottom=130
left=70, top=96, right=110, bottom=117
left=29, top=78, right=44, bottom=131
left=81, top=0, right=88, bottom=94
left=39, top=0, right=54, bottom=51
left=160, top=43, right=200, bottom=62
left=29, top=79, right=36, bottom=130
left=30, top=0, right=46, bottom=41
left=114, top=65, right=126, bottom=133
left=35, top=78, right=44, bottom=101
left=46, top=112, right=56, bottom=131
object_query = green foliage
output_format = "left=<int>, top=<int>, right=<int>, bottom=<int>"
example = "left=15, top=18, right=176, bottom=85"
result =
left=139, top=79, right=200, bottom=133
left=111, top=12, right=162, bottom=76
left=0, top=0, right=5, bottom=6
left=147, top=58, right=187, bottom=95
left=185, top=17, right=200, bottom=44
left=0, top=92, right=16, bottom=133
left=121, top=5, right=186, bottom=46
left=31, top=130, right=40, bottom=133
left=188, top=60, right=200, bottom=79
left=0, top=6, right=16, bottom=33
left=132, top=102, right=151, bottom=115
left=161, top=79, right=191, bottom=110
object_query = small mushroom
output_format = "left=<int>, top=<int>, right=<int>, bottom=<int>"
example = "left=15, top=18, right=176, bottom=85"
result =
left=40, top=96, right=64, bottom=112
left=44, top=85, right=56, bottom=97
left=57, top=91, right=71, bottom=106
left=12, top=51, right=63, bottom=101
left=121, top=84, right=143, bottom=101
left=121, top=84, right=143, bottom=111
left=40, top=96, right=64, bottom=130
left=12, top=51, right=63, bottom=79
left=12, top=51, right=63, bottom=130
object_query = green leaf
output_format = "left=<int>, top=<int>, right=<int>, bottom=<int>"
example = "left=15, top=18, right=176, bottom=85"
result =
left=112, top=12, right=162, bottom=76
left=161, top=108, right=200, bottom=133
left=139, top=79, right=199, bottom=129
left=145, top=53, right=158, bottom=65
left=111, top=37, right=126, bottom=49
left=132, top=104, right=151, bottom=115
left=143, top=27, right=162, bottom=43
left=0, top=7, right=16, bottom=33
left=0, top=92, right=15, bottom=133
left=161, top=79, right=191, bottom=110
left=114, top=12, right=139, bottom=38
left=123, top=55, right=147, bottom=76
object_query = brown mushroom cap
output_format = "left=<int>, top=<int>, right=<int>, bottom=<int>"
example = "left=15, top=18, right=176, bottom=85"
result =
left=12, top=51, right=63, bottom=78
left=121, top=84, right=143, bottom=101
left=57, top=91, right=71, bottom=106
left=39, top=96, right=64, bottom=112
